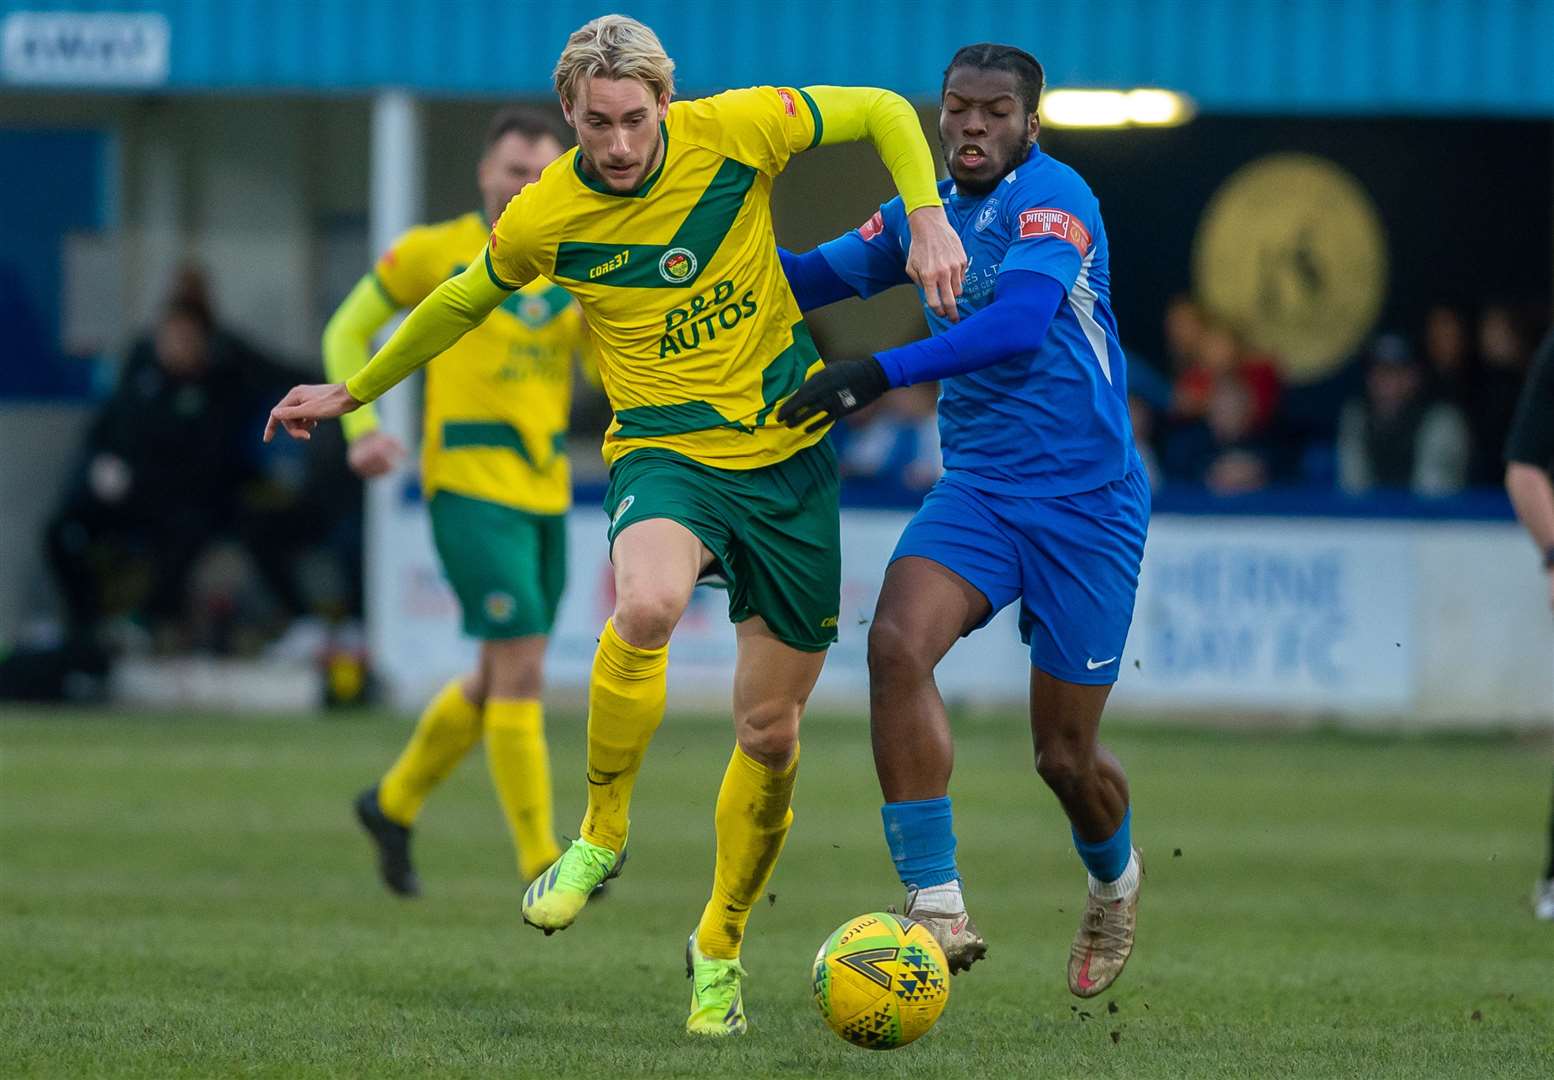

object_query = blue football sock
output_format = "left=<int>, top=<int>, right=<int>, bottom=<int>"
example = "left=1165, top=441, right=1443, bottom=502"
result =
left=881, top=797, right=959, bottom=889
left=1072, top=806, right=1133, bottom=883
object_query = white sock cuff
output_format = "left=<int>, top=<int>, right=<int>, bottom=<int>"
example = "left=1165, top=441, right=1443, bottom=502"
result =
left=913, top=879, right=965, bottom=910
left=1088, top=849, right=1140, bottom=901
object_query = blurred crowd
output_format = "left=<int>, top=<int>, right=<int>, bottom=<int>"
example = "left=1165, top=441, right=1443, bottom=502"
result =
left=1132, top=295, right=1549, bottom=498
left=837, top=295, right=1550, bottom=500
left=2, top=267, right=364, bottom=699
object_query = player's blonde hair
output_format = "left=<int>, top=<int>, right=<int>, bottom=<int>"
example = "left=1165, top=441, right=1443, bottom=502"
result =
left=553, top=15, right=676, bottom=108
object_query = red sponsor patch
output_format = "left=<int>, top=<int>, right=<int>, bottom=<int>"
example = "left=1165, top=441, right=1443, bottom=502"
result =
left=857, top=210, right=886, bottom=242
left=379, top=249, right=398, bottom=269
left=1017, top=207, right=1091, bottom=256
left=778, top=88, right=797, bottom=117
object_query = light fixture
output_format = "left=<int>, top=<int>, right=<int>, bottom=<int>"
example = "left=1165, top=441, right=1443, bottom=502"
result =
left=1040, top=88, right=1195, bottom=129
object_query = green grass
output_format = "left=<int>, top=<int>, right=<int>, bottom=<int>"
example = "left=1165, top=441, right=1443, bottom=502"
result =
left=2, top=706, right=1553, bottom=1078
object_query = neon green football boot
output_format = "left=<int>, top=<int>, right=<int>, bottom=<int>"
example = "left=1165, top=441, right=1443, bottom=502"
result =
left=520, top=837, right=626, bottom=934
left=685, top=932, right=748, bottom=1037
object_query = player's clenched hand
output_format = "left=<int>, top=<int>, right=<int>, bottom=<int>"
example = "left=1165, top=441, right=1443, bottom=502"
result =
left=263, top=382, right=361, bottom=443
left=776, top=358, right=891, bottom=433
left=347, top=431, right=407, bottom=478
left=905, top=206, right=968, bottom=323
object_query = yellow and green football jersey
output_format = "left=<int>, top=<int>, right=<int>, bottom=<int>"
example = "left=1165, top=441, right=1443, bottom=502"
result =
left=375, top=212, right=591, bottom=515
left=486, top=86, right=828, bottom=471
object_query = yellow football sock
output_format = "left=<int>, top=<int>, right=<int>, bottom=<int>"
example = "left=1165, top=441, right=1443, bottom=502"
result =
left=579, top=619, right=667, bottom=853
left=484, top=697, right=563, bottom=881
left=696, top=743, right=800, bottom=960
left=378, top=679, right=482, bottom=825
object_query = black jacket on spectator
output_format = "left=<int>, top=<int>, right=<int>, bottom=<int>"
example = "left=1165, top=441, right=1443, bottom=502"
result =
left=42, top=323, right=329, bottom=641
left=81, top=336, right=254, bottom=515
left=1364, top=398, right=1431, bottom=488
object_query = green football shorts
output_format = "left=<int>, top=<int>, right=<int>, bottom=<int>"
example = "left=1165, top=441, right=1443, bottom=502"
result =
left=603, top=441, right=841, bottom=652
left=427, top=490, right=567, bottom=640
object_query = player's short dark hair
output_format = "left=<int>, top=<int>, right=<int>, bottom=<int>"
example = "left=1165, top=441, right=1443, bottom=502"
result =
left=943, top=43, right=1046, bottom=115
left=485, top=107, right=571, bottom=152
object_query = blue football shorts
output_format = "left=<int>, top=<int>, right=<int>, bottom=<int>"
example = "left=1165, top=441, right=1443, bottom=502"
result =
left=890, top=467, right=1150, bottom=685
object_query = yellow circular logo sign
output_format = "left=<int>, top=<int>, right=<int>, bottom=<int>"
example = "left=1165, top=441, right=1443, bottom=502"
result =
left=1192, top=153, right=1387, bottom=383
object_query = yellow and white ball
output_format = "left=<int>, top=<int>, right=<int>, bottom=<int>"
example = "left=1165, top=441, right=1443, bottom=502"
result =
left=812, top=912, right=950, bottom=1050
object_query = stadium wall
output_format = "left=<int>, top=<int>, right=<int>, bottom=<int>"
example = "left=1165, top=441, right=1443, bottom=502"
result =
left=4, top=0, right=1553, bottom=116
left=0, top=94, right=340, bottom=357
left=372, top=502, right=1554, bottom=731
left=0, top=404, right=93, bottom=638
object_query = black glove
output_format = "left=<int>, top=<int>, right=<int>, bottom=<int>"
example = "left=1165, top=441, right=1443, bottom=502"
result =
left=775, top=357, right=891, bottom=432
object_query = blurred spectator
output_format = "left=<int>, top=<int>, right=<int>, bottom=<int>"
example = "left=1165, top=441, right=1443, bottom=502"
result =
left=1164, top=375, right=1275, bottom=495
left=1162, top=293, right=1206, bottom=376
left=1128, top=393, right=1162, bottom=492
left=1421, top=304, right=1474, bottom=411
left=41, top=272, right=357, bottom=656
left=1163, top=309, right=1283, bottom=494
left=836, top=382, right=942, bottom=491
left=1336, top=333, right=1469, bottom=496
left=44, top=297, right=250, bottom=648
left=1172, top=315, right=1281, bottom=432
left=168, top=264, right=365, bottom=643
left=1125, top=355, right=1171, bottom=492
left=1469, top=303, right=1534, bottom=486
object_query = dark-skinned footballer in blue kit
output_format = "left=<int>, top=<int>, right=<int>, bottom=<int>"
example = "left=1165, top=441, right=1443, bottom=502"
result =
left=776, top=43, right=1149, bottom=997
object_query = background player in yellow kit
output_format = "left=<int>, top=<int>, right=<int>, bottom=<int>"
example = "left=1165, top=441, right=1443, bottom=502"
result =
left=266, top=14, right=966, bottom=1035
left=322, top=109, right=595, bottom=898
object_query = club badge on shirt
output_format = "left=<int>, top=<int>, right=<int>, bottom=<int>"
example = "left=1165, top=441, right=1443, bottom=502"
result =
left=975, top=200, right=1000, bottom=233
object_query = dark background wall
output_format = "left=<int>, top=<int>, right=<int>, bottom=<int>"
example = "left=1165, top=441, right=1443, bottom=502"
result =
left=1044, top=116, right=1553, bottom=371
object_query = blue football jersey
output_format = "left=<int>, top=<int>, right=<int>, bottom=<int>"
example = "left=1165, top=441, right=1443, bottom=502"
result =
left=817, top=143, right=1141, bottom=498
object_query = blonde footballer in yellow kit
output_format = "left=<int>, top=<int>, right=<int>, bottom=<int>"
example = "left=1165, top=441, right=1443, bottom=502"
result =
left=266, top=14, right=967, bottom=1035
left=323, top=110, right=595, bottom=898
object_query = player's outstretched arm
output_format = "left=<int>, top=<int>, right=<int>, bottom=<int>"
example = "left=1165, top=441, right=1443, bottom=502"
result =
left=1507, top=463, right=1554, bottom=613
left=264, top=255, right=511, bottom=443
left=803, top=86, right=967, bottom=320
left=777, top=247, right=860, bottom=312
left=1506, top=463, right=1554, bottom=550
left=1505, top=329, right=1554, bottom=610
left=263, top=381, right=360, bottom=443
left=321, top=275, right=405, bottom=475
left=777, top=270, right=1065, bottom=431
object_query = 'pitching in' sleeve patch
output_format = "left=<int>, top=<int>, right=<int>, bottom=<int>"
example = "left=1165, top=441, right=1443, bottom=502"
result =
left=1017, top=207, right=1091, bottom=256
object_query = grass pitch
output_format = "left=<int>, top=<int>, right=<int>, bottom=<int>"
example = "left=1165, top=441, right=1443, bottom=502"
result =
left=3, top=705, right=1552, bottom=1078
